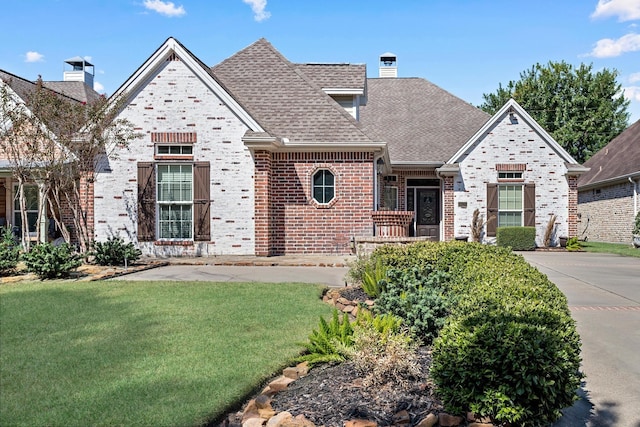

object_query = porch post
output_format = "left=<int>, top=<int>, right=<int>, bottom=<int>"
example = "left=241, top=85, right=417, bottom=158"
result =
left=254, top=150, right=272, bottom=256
left=436, top=164, right=459, bottom=242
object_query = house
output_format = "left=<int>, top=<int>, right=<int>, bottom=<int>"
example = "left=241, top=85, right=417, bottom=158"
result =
left=5, top=37, right=588, bottom=255
left=577, top=119, right=640, bottom=244
left=0, top=61, right=99, bottom=242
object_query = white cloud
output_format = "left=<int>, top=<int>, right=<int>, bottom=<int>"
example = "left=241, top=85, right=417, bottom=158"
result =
left=143, top=0, right=185, bottom=17
left=587, top=32, right=640, bottom=57
left=25, top=51, right=44, bottom=63
left=630, top=72, right=640, bottom=83
left=622, top=86, right=640, bottom=101
left=242, top=0, right=271, bottom=22
left=591, top=0, right=640, bottom=21
left=94, top=81, right=105, bottom=93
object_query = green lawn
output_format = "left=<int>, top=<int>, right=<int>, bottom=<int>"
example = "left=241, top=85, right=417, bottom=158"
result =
left=581, top=241, right=640, bottom=258
left=0, top=280, right=333, bottom=427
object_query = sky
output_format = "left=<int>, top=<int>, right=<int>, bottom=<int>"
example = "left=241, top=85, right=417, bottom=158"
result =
left=1, top=0, right=639, bottom=124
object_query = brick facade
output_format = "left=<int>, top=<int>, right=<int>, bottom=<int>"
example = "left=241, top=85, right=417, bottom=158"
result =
left=93, top=55, right=255, bottom=256
left=255, top=151, right=374, bottom=255
left=578, top=181, right=636, bottom=243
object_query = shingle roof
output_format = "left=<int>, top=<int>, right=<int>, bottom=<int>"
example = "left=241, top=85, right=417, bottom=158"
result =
left=359, top=78, right=490, bottom=163
left=42, top=81, right=100, bottom=104
left=578, top=119, right=640, bottom=188
left=211, top=39, right=375, bottom=143
left=0, top=69, right=38, bottom=101
left=0, top=69, right=98, bottom=105
left=294, top=63, right=366, bottom=91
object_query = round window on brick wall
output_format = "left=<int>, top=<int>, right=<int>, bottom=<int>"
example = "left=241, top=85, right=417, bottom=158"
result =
left=312, top=169, right=335, bottom=204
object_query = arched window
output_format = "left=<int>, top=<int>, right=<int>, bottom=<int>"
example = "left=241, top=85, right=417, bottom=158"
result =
left=312, top=169, right=335, bottom=204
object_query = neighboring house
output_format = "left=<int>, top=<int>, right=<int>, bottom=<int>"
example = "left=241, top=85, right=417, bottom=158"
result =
left=577, top=119, right=640, bottom=244
left=0, top=62, right=98, bottom=242
left=5, top=37, right=588, bottom=256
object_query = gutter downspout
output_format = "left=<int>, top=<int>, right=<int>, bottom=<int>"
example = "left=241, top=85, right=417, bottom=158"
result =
left=630, top=177, right=639, bottom=216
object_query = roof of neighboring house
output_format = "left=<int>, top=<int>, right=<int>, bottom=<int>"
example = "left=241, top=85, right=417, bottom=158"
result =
left=41, top=81, right=100, bottom=104
left=359, top=78, right=490, bottom=164
left=0, top=69, right=98, bottom=105
left=578, top=119, right=640, bottom=188
left=211, top=38, right=375, bottom=144
left=294, top=63, right=366, bottom=93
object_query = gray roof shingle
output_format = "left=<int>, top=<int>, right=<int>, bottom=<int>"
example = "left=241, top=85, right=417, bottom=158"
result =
left=42, top=81, right=101, bottom=104
left=295, top=63, right=366, bottom=92
left=359, top=78, right=490, bottom=163
left=211, top=39, right=375, bottom=144
left=578, top=119, right=640, bottom=188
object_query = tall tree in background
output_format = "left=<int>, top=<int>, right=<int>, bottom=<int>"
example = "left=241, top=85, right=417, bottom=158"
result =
left=480, top=61, right=629, bottom=163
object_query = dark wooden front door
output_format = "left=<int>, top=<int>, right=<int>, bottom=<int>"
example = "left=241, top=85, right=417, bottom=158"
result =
left=407, top=187, right=440, bottom=240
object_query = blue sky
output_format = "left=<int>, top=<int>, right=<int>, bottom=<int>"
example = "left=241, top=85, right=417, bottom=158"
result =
left=1, top=0, right=639, bottom=123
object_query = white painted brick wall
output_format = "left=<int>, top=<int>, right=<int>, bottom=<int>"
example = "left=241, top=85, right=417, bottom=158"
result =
left=94, top=59, right=255, bottom=255
left=453, top=112, right=570, bottom=246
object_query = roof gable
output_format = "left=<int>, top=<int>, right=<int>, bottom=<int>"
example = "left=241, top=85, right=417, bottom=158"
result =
left=578, top=119, right=640, bottom=188
left=449, top=98, right=579, bottom=164
left=211, top=39, right=375, bottom=144
left=111, top=37, right=262, bottom=132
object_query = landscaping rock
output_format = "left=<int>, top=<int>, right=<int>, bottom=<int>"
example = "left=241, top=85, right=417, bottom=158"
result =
left=344, top=420, right=377, bottom=427
left=392, top=410, right=411, bottom=424
left=265, top=411, right=292, bottom=427
left=415, top=413, right=438, bottom=427
left=438, top=413, right=465, bottom=426
left=243, top=417, right=266, bottom=427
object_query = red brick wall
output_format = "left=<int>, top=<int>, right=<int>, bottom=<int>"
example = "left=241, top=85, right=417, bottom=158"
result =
left=258, top=151, right=374, bottom=255
left=442, top=176, right=455, bottom=240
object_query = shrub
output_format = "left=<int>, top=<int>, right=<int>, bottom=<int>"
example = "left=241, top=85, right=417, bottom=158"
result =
left=92, top=236, right=142, bottom=266
left=374, top=266, right=452, bottom=345
left=22, top=242, right=82, bottom=280
left=566, top=236, right=582, bottom=251
left=496, top=226, right=536, bottom=250
left=296, top=309, right=354, bottom=366
left=430, top=246, right=582, bottom=426
left=633, top=211, right=640, bottom=235
left=0, top=226, right=20, bottom=274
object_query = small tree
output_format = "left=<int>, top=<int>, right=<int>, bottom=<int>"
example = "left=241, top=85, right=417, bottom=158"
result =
left=1, top=76, right=140, bottom=253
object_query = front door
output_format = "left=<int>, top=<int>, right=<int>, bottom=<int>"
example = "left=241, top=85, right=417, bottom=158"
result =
left=407, top=187, right=440, bottom=240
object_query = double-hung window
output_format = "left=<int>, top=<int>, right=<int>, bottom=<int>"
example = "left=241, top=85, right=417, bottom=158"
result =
left=498, top=185, right=523, bottom=227
left=157, top=164, right=193, bottom=239
left=14, top=184, right=39, bottom=237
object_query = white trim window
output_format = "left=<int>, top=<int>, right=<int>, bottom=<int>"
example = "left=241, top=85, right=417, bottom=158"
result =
left=157, top=164, right=193, bottom=239
left=498, top=185, right=523, bottom=227
left=156, top=144, right=193, bottom=156
left=13, top=184, right=39, bottom=237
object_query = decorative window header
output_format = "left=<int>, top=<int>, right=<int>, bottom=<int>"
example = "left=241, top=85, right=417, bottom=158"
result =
left=496, top=163, right=526, bottom=172
left=151, top=132, right=197, bottom=143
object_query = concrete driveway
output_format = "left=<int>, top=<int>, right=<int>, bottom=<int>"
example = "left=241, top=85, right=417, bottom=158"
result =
left=520, top=251, right=640, bottom=427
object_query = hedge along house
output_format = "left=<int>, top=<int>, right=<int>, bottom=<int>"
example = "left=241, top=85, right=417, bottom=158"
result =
left=93, top=37, right=587, bottom=256
left=577, top=119, right=640, bottom=244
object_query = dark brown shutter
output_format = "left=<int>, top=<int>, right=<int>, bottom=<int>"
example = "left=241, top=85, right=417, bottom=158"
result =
left=486, top=183, right=498, bottom=237
left=137, top=162, right=156, bottom=241
left=193, top=162, right=211, bottom=241
left=524, top=183, right=536, bottom=227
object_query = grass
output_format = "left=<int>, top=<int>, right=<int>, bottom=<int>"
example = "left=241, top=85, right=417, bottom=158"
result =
left=581, top=241, right=640, bottom=258
left=0, top=280, right=334, bottom=427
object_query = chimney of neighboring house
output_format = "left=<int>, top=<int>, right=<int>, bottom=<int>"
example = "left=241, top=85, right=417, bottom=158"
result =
left=379, top=52, right=397, bottom=78
left=63, top=56, right=94, bottom=87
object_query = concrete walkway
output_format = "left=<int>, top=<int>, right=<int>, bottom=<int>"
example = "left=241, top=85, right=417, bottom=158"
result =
left=520, top=251, right=640, bottom=427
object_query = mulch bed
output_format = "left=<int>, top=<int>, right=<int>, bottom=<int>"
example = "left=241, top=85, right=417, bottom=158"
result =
left=270, top=347, right=443, bottom=426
